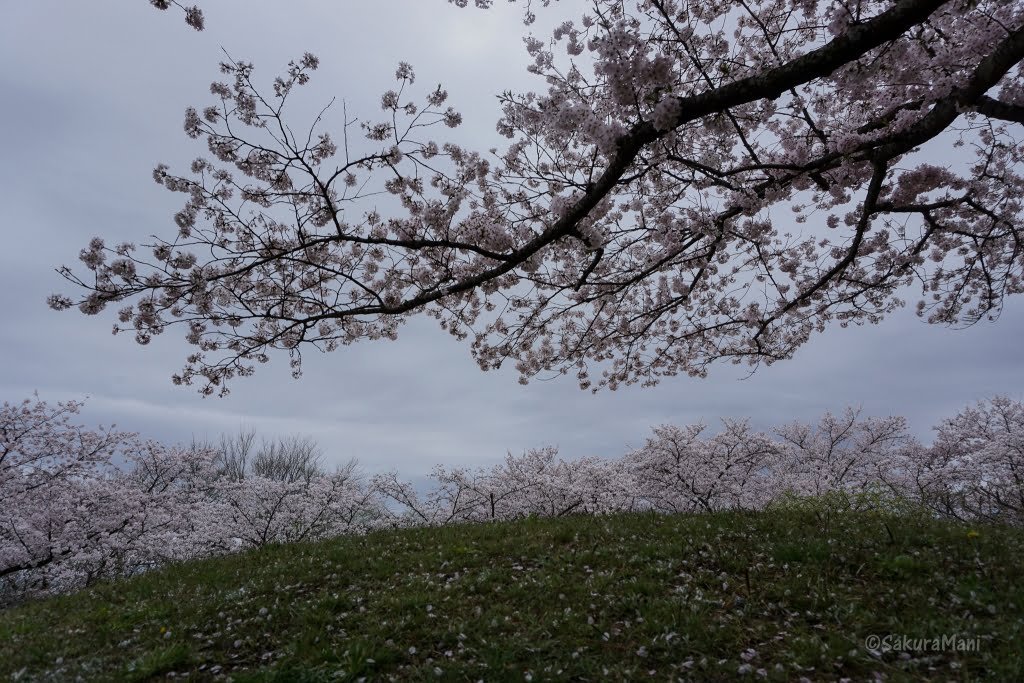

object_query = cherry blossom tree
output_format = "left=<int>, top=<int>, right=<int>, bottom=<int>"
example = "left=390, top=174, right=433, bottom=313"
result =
left=480, top=447, right=639, bottom=517
left=773, top=408, right=912, bottom=498
left=0, top=396, right=386, bottom=603
left=51, top=0, right=1024, bottom=396
left=890, top=396, right=1024, bottom=523
left=0, top=397, right=219, bottom=601
left=210, top=471, right=383, bottom=549
left=195, top=432, right=385, bottom=547
left=372, top=447, right=640, bottom=525
left=883, top=440, right=970, bottom=520
left=628, top=419, right=779, bottom=512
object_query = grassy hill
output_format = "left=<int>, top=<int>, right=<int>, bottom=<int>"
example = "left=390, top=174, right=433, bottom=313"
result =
left=2, top=498, right=1023, bottom=681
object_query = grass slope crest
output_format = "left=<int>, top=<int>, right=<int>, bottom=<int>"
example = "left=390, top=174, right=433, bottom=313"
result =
left=2, top=494, right=1022, bottom=681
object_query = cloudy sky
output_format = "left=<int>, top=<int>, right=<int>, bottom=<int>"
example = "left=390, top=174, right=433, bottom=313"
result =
left=2, top=1, right=1022, bottom=478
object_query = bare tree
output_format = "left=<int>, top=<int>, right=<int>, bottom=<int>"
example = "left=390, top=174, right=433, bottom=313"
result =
left=250, top=435, right=324, bottom=483
left=197, top=428, right=257, bottom=481
left=199, top=429, right=327, bottom=483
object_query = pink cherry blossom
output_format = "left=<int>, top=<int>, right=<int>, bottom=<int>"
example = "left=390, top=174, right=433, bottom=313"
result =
left=51, top=0, right=1024, bottom=396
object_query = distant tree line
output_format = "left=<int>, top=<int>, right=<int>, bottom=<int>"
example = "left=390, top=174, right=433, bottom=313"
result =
left=3, top=395, right=1022, bottom=604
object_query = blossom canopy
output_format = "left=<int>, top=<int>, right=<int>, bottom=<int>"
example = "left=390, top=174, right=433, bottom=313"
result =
left=55, top=0, right=1024, bottom=395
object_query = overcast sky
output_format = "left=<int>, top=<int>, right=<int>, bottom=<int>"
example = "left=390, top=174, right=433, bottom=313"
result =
left=2, top=1, right=1023, bottom=478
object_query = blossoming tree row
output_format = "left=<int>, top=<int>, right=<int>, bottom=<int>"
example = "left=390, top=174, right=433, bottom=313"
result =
left=3, top=394, right=1022, bottom=602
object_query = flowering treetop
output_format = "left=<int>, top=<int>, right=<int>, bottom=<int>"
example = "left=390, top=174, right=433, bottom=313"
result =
left=147, top=0, right=204, bottom=31
left=54, top=0, right=1024, bottom=395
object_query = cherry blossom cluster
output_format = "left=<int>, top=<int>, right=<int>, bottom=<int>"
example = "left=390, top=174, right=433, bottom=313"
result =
left=0, top=397, right=385, bottom=604
left=147, top=0, right=204, bottom=31
left=448, top=0, right=555, bottom=24
left=54, top=0, right=1024, bottom=396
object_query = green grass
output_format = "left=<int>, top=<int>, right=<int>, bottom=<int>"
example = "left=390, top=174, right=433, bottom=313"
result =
left=2, top=499, right=1023, bottom=681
